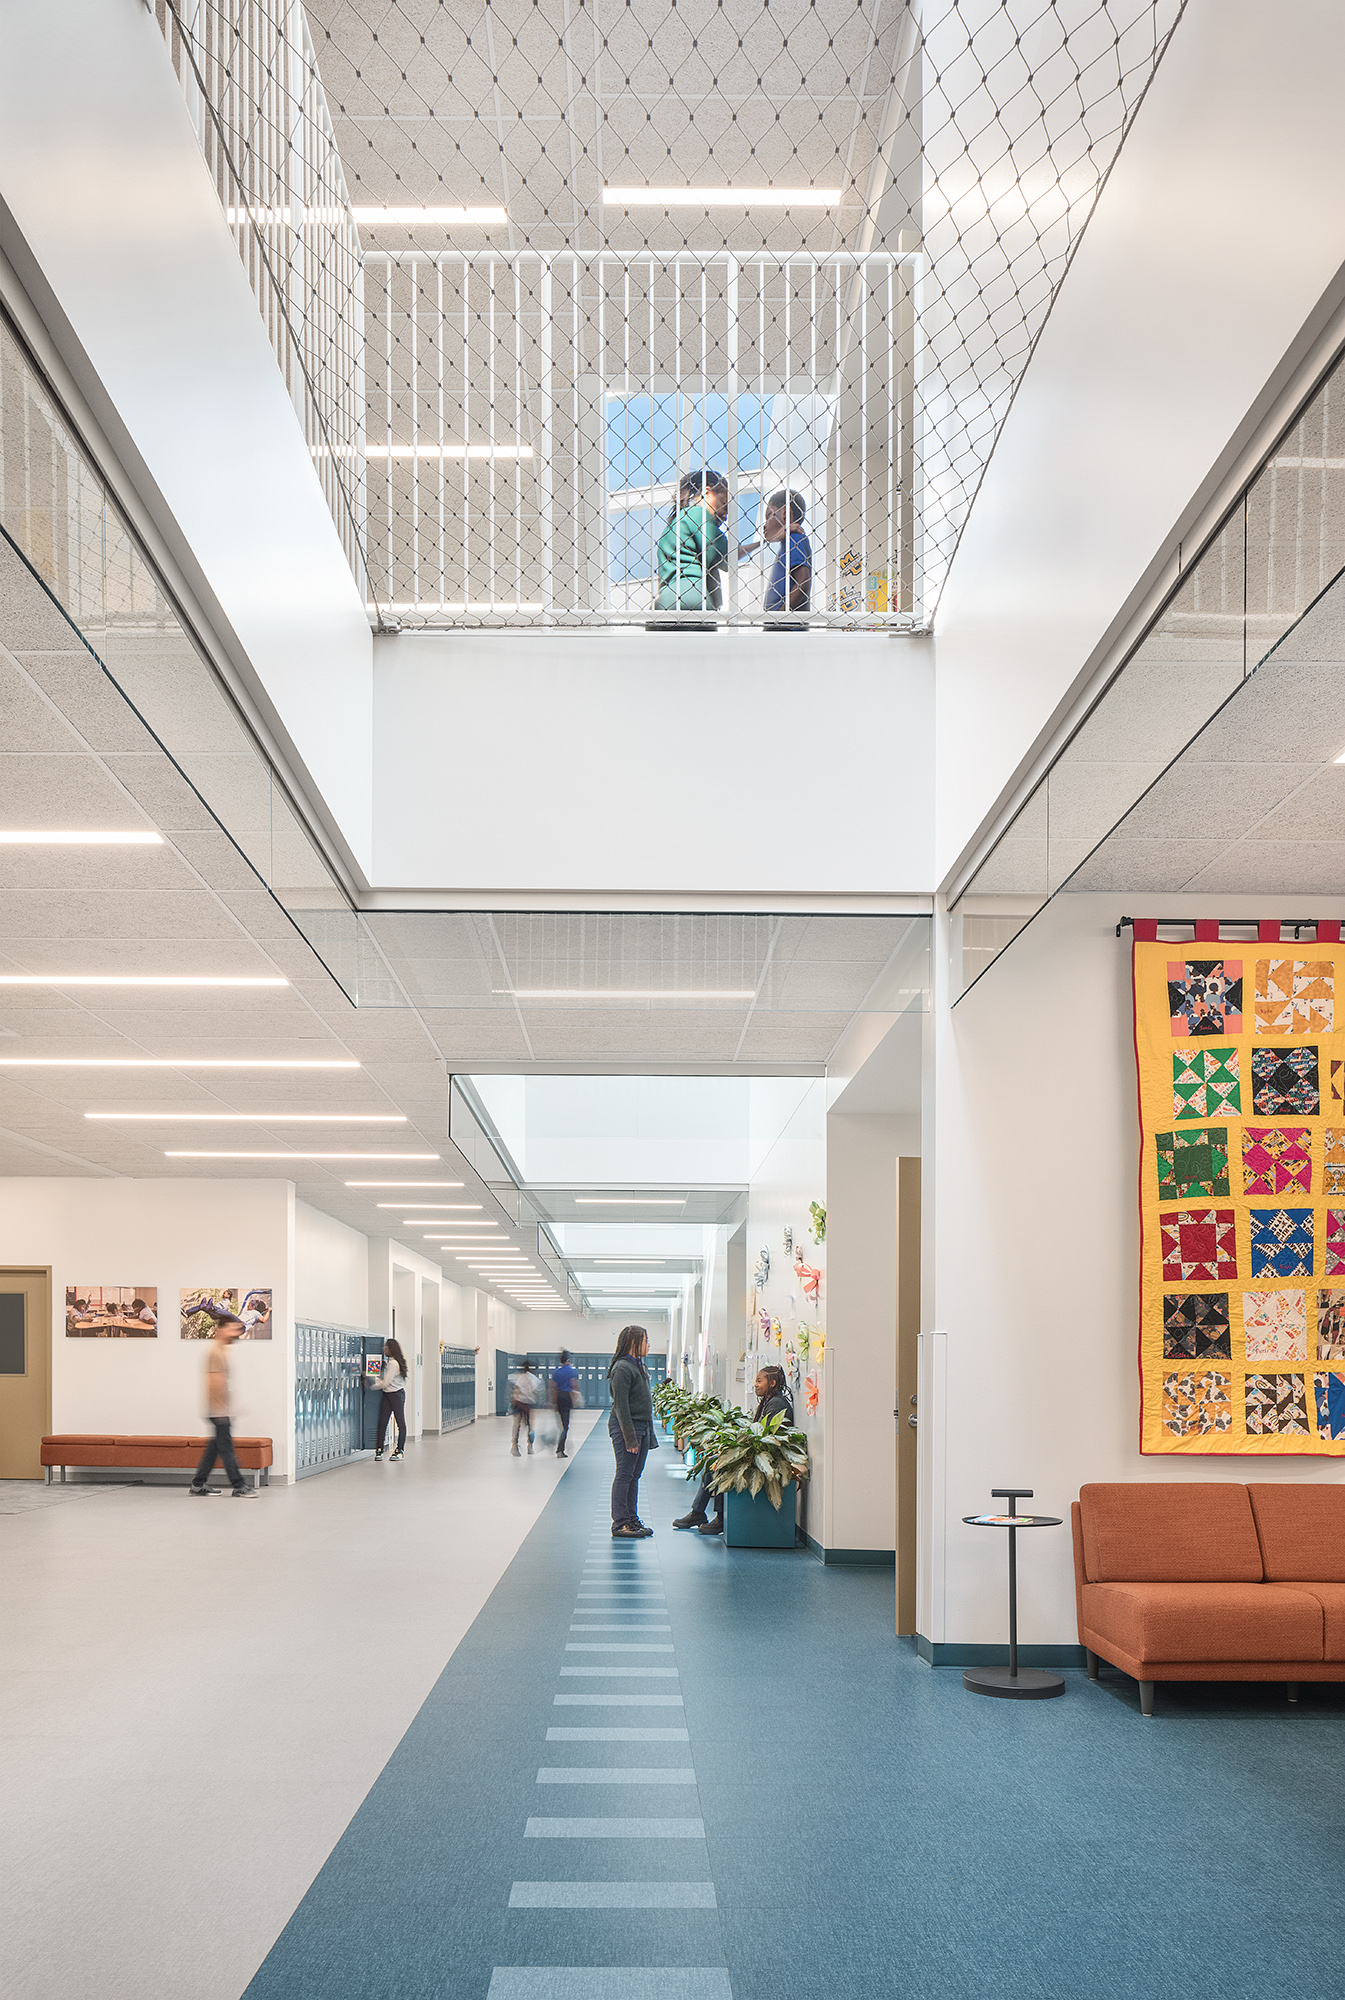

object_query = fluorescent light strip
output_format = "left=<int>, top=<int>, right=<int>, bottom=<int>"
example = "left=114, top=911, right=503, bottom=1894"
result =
left=166, top=1150, right=439, bottom=1161
left=0, top=830, right=163, bottom=845
left=495, top=989, right=755, bottom=1000
left=592, top=1260, right=667, bottom=1265
left=574, top=1198, right=687, bottom=1207
left=87, top=1112, right=405, bottom=1124
left=603, top=186, right=841, bottom=208
left=377, top=1203, right=482, bottom=1210
left=354, top=205, right=507, bottom=225
left=0, top=1058, right=358, bottom=1070
left=346, top=1180, right=462, bottom=1188
left=0, top=975, right=288, bottom=988
left=365, top=601, right=543, bottom=614
left=364, top=444, right=531, bottom=460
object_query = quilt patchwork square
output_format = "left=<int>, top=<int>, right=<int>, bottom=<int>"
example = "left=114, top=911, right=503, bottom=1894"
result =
left=1249, top=1208, right=1314, bottom=1278
left=1254, top=958, right=1335, bottom=1035
left=1324, top=1130, right=1345, bottom=1196
left=1161, top=1370, right=1232, bottom=1438
left=1241, top=1126, right=1312, bottom=1198
left=1245, top=1372, right=1310, bottom=1435
left=1172, top=1046, right=1240, bottom=1121
left=1242, top=1289, right=1307, bottom=1361
left=1314, top=1370, right=1345, bottom=1441
left=1161, top=1209, right=1237, bottom=1282
left=1156, top=1127, right=1229, bottom=1200
left=1162, top=1292, right=1231, bottom=1360
left=1251, top=1046, right=1320, bottom=1117
left=1168, top=960, right=1242, bottom=1038
left=1317, top=1288, right=1345, bottom=1360
left=1326, top=1210, right=1345, bottom=1278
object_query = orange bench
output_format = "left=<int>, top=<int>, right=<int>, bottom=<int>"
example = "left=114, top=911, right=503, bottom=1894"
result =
left=42, top=1434, right=273, bottom=1490
left=1072, top=1481, right=1345, bottom=1715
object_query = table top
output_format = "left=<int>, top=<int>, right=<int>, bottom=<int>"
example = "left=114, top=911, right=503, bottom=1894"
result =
left=963, top=1513, right=1062, bottom=1528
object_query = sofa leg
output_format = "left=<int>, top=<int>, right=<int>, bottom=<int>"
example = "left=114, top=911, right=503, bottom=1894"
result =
left=1139, top=1680, right=1155, bottom=1718
left=1086, top=1649, right=1099, bottom=1681
left=1287, top=1682, right=1300, bottom=1704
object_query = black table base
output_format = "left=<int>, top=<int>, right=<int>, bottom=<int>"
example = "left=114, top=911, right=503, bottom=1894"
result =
left=962, top=1664, right=1065, bottom=1700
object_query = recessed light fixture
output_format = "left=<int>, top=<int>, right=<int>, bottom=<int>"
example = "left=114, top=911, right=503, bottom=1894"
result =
left=345, top=1180, right=463, bottom=1188
left=166, top=1150, right=439, bottom=1160
left=87, top=1112, right=405, bottom=1123
left=592, top=1259, right=667, bottom=1265
left=0, top=830, right=163, bottom=845
left=378, top=1203, right=482, bottom=1210
left=0, top=975, right=288, bottom=988
left=574, top=1198, right=687, bottom=1207
left=0, top=1058, right=358, bottom=1069
left=495, top=989, right=755, bottom=1001
left=603, top=186, right=840, bottom=208
left=353, top=205, right=507, bottom=226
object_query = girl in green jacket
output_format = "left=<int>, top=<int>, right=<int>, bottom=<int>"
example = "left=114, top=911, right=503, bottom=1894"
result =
left=655, top=469, right=729, bottom=613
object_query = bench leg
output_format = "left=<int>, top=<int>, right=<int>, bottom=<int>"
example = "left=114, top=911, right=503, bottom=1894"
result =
left=61, top=1465, right=67, bottom=1484
left=44, top=1466, right=51, bottom=1485
left=1139, top=1680, right=1155, bottom=1718
left=1086, top=1649, right=1099, bottom=1681
left=252, top=1469, right=261, bottom=1492
left=1287, top=1682, right=1300, bottom=1704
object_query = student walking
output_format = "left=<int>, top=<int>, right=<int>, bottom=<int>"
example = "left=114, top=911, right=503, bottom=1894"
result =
left=375, top=1338, right=409, bottom=1461
left=608, top=1325, right=658, bottom=1537
left=654, top=470, right=729, bottom=621
left=510, top=1359, right=541, bottom=1455
left=552, top=1349, right=578, bottom=1458
left=189, top=1315, right=252, bottom=1498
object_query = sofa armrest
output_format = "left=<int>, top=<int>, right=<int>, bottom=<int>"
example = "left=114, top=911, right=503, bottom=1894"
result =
left=1071, top=1501, right=1088, bottom=1643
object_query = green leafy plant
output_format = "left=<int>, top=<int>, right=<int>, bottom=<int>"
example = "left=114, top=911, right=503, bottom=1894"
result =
left=708, top=1411, right=810, bottom=1510
left=808, top=1200, right=826, bottom=1244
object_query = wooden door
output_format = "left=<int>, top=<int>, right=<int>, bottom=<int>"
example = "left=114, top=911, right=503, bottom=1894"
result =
left=0, top=1269, right=51, bottom=1478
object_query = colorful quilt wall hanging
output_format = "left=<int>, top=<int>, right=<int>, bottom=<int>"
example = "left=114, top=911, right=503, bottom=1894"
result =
left=1134, top=921, right=1345, bottom=1455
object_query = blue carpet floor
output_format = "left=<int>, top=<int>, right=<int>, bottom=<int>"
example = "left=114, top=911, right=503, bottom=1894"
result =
left=244, top=1426, right=1345, bottom=2000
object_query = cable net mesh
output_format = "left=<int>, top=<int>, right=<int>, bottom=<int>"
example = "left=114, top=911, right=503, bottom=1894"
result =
left=161, top=0, right=1184, bottom=628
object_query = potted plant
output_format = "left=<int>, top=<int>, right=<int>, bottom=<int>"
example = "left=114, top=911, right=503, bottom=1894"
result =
left=707, top=1412, right=809, bottom=1549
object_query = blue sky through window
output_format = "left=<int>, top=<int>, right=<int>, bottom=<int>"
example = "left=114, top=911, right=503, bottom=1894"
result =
left=605, top=392, right=771, bottom=584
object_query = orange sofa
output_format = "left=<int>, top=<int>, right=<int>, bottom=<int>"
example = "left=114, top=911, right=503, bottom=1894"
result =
left=42, top=1434, right=273, bottom=1490
left=1072, top=1482, right=1345, bottom=1715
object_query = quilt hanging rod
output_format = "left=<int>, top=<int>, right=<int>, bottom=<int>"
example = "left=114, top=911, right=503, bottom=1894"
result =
left=1115, top=916, right=1345, bottom=940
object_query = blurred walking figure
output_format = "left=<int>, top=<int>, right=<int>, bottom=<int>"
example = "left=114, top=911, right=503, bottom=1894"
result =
left=551, top=1349, right=578, bottom=1459
left=510, top=1358, right=541, bottom=1456
left=375, top=1338, right=409, bottom=1462
left=608, top=1325, right=658, bottom=1537
left=654, top=469, right=729, bottom=621
left=189, top=1315, right=251, bottom=1498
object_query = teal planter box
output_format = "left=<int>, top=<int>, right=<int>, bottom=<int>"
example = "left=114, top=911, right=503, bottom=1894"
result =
left=723, top=1482, right=798, bottom=1548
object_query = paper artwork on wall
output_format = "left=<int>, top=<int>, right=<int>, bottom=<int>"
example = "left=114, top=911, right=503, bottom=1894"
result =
left=793, top=1248, right=821, bottom=1302
left=753, top=1247, right=770, bottom=1289
left=783, top=1226, right=793, bottom=1255
left=180, top=1288, right=273, bottom=1340
left=1135, top=925, right=1345, bottom=1454
left=804, top=1373, right=819, bottom=1413
left=808, top=1201, right=826, bottom=1244
left=66, top=1286, right=157, bottom=1337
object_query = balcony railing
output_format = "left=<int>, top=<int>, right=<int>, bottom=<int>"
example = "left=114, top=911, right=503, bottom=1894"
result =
left=364, top=250, right=919, bottom=629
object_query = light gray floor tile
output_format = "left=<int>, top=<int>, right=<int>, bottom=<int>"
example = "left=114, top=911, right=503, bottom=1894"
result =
left=552, top=1694, right=684, bottom=1707
left=560, top=1667, right=680, bottom=1677
left=545, top=1728, right=689, bottom=1740
left=488, top=1968, right=730, bottom=1996
left=536, top=1767, right=697, bottom=1783
left=507, top=1882, right=717, bottom=1908
left=524, top=1817, right=706, bottom=1838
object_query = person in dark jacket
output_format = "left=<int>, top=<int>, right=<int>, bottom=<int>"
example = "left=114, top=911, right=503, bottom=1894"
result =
left=608, top=1324, right=659, bottom=1538
left=673, top=1363, right=795, bottom=1536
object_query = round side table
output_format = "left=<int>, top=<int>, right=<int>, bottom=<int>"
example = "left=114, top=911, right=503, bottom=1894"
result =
left=961, top=1487, right=1064, bottom=1700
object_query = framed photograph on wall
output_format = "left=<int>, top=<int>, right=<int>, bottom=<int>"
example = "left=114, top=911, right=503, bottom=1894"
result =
left=65, top=1286, right=158, bottom=1337
left=180, top=1288, right=273, bottom=1340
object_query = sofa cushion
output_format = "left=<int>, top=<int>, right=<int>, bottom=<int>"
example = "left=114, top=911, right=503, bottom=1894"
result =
left=1081, top=1581, right=1322, bottom=1662
left=1248, top=1485, right=1345, bottom=1582
left=1273, top=1583, right=1345, bottom=1660
left=1079, top=1483, right=1263, bottom=1582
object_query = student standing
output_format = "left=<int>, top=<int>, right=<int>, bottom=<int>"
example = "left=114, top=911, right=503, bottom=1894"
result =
left=654, top=470, right=729, bottom=620
left=552, top=1349, right=578, bottom=1458
left=510, top=1359, right=541, bottom=1455
left=739, top=489, right=811, bottom=627
left=608, top=1325, right=658, bottom=1537
left=375, top=1338, right=409, bottom=1461
left=189, top=1315, right=252, bottom=1498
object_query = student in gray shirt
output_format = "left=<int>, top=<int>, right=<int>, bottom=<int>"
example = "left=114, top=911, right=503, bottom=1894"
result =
left=607, top=1326, right=659, bottom=1538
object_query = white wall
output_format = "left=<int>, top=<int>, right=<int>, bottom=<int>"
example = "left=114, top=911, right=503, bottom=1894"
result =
left=933, top=0, right=1345, bottom=885
left=0, top=2, right=375, bottom=879
left=373, top=631, right=933, bottom=895
left=0, top=1177, right=295, bottom=1476
left=295, top=1201, right=370, bottom=1328
left=745, top=1079, right=826, bottom=1539
left=926, top=892, right=1345, bottom=1655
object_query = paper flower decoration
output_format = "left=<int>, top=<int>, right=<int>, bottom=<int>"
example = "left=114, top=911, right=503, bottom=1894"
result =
left=804, top=1373, right=819, bottom=1413
left=759, top=1306, right=771, bottom=1340
left=796, top=1322, right=812, bottom=1362
left=813, top=1330, right=826, bottom=1366
left=793, top=1248, right=821, bottom=1302
left=771, top=1316, right=782, bottom=1346
left=809, top=1200, right=826, bottom=1244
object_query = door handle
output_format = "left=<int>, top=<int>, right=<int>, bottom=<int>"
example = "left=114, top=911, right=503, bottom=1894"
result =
left=908, top=1413, right=918, bottom=1427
